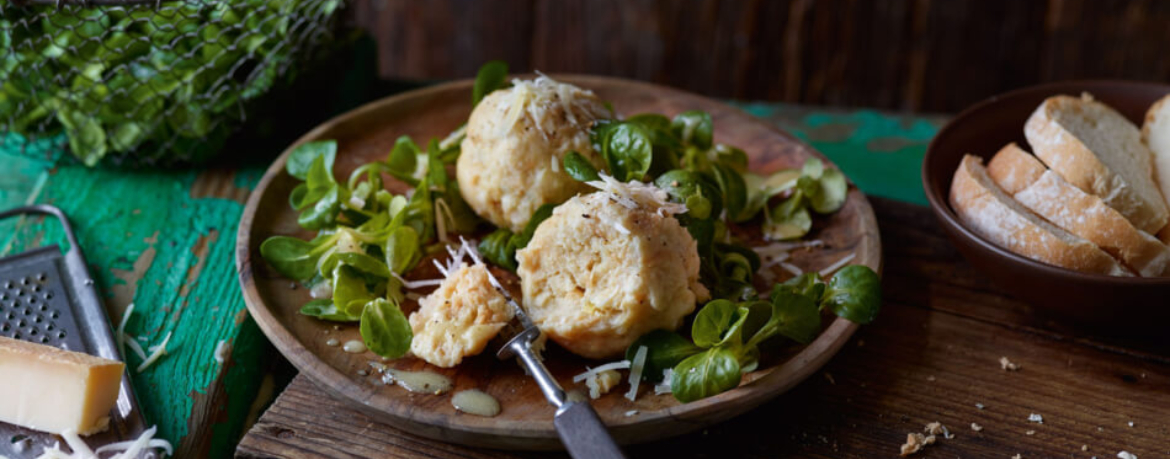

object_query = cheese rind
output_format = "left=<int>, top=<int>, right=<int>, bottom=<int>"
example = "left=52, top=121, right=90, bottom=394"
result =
left=0, top=336, right=124, bottom=435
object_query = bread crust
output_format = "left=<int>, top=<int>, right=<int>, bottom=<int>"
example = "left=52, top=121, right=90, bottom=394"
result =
left=950, top=154, right=1131, bottom=276
left=986, top=143, right=1046, bottom=195
left=1141, top=94, right=1170, bottom=244
left=986, top=146, right=1170, bottom=277
left=1025, top=94, right=1169, bottom=234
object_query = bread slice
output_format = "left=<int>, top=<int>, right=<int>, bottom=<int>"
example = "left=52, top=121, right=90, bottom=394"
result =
left=1024, top=93, right=1169, bottom=234
left=1141, top=94, right=1170, bottom=243
left=950, top=154, right=1131, bottom=277
left=987, top=144, right=1170, bottom=277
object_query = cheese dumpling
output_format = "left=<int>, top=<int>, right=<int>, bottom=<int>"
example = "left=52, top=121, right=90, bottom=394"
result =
left=457, top=75, right=611, bottom=232
left=517, top=184, right=709, bottom=359
left=409, top=264, right=514, bottom=368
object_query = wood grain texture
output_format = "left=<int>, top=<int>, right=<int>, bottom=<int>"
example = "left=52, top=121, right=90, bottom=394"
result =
left=353, top=0, right=1170, bottom=112
left=235, top=76, right=881, bottom=449
left=237, top=197, right=1170, bottom=458
left=0, top=153, right=276, bottom=458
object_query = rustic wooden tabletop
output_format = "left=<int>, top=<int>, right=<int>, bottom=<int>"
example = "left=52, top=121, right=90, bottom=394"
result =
left=232, top=105, right=1170, bottom=458
left=235, top=197, right=1170, bottom=459
left=5, top=100, right=1167, bottom=458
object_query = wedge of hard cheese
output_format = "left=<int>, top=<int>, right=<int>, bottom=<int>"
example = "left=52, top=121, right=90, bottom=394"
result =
left=1141, top=94, right=1170, bottom=244
left=950, top=154, right=1131, bottom=276
left=0, top=336, right=124, bottom=435
left=1025, top=93, right=1169, bottom=234
left=987, top=143, right=1170, bottom=277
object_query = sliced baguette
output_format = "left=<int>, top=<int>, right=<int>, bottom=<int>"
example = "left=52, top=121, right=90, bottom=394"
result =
left=986, top=144, right=1170, bottom=277
left=950, top=154, right=1131, bottom=277
left=1141, top=94, right=1170, bottom=244
left=1024, top=93, right=1169, bottom=234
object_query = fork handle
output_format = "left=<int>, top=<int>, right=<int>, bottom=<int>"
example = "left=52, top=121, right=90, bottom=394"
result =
left=554, top=400, right=629, bottom=459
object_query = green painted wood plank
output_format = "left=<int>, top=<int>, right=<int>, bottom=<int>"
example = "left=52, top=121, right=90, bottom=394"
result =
left=0, top=148, right=267, bottom=458
left=732, top=102, right=944, bottom=206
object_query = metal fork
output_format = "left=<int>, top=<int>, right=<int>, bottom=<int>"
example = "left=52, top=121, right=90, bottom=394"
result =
left=487, top=274, right=627, bottom=459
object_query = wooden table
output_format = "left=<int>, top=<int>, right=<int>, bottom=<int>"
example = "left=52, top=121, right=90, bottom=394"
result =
left=5, top=99, right=1167, bottom=458
left=233, top=105, right=1170, bottom=458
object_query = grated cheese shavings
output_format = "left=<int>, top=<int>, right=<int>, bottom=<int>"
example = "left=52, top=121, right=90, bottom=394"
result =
left=214, top=340, right=231, bottom=364
left=390, top=272, right=445, bottom=290
left=136, top=331, right=173, bottom=373
left=572, top=360, right=632, bottom=383
left=625, top=345, right=648, bottom=401
left=434, top=198, right=455, bottom=243
left=439, top=124, right=466, bottom=150
left=818, top=252, right=857, bottom=276
left=585, top=172, right=688, bottom=217
left=779, top=262, right=804, bottom=276
left=116, top=303, right=135, bottom=360
left=654, top=369, right=674, bottom=395
left=123, top=335, right=147, bottom=360
left=36, top=425, right=172, bottom=459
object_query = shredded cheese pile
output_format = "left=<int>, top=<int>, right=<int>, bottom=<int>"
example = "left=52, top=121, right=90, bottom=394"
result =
left=496, top=73, right=600, bottom=139
left=585, top=172, right=688, bottom=217
left=573, top=360, right=632, bottom=400
left=34, top=426, right=172, bottom=459
left=397, top=237, right=485, bottom=291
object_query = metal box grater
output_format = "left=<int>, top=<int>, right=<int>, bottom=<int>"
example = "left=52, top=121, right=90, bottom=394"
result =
left=0, top=205, right=148, bottom=458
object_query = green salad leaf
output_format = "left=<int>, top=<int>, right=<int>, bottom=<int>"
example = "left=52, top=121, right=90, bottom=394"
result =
left=360, top=298, right=412, bottom=359
left=563, top=151, right=601, bottom=182
left=472, top=60, right=509, bottom=107
left=823, top=265, right=882, bottom=324
left=627, top=330, right=701, bottom=383
left=478, top=204, right=557, bottom=271
left=300, top=299, right=359, bottom=322
left=671, top=347, right=741, bottom=403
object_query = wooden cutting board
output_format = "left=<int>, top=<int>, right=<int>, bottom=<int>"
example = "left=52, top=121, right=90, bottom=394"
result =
left=234, top=76, right=881, bottom=449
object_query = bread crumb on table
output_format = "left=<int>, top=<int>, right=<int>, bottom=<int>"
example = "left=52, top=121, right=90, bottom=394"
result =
left=1028, top=413, right=1044, bottom=424
left=1012, top=455, right=1022, bottom=459
left=1118, top=451, right=1137, bottom=459
left=899, top=433, right=935, bottom=456
left=971, top=423, right=983, bottom=432
left=1025, top=430, right=1035, bottom=436
left=1000, top=356, right=1021, bottom=371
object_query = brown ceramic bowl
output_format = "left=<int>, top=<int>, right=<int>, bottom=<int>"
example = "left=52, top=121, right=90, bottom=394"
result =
left=923, top=80, right=1170, bottom=332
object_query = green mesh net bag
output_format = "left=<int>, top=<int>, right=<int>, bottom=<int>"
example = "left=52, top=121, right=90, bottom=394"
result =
left=0, top=0, right=344, bottom=166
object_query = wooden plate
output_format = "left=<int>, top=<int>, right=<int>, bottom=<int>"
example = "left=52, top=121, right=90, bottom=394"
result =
left=235, top=76, right=881, bottom=450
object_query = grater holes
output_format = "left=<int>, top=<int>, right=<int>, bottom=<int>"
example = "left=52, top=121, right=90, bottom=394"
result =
left=1, top=323, right=8, bottom=332
left=36, top=273, right=46, bottom=282
left=50, top=311, right=59, bottom=320
left=4, top=281, right=11, bottom=289
left=20, top=277, right=29, bottom=285
left=39, top=304, right=47, bottom=312
left=31, top=285, right=41, bottom=293
left=28, top=328, right=37, bottom=336
left=33, top=315, right=42, bottom=324
left=39, top=336, right=49, bottom=344
left=57, top=331, right=66, bottom=339
left=43, top=292, right=52, bottom=300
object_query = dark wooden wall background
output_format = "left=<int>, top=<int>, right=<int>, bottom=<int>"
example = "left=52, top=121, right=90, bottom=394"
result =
left=350, top=0, right=1170, bottom=113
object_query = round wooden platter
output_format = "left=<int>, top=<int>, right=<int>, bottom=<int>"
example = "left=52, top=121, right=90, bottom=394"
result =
left=235, top=75, right=882, bottom=450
